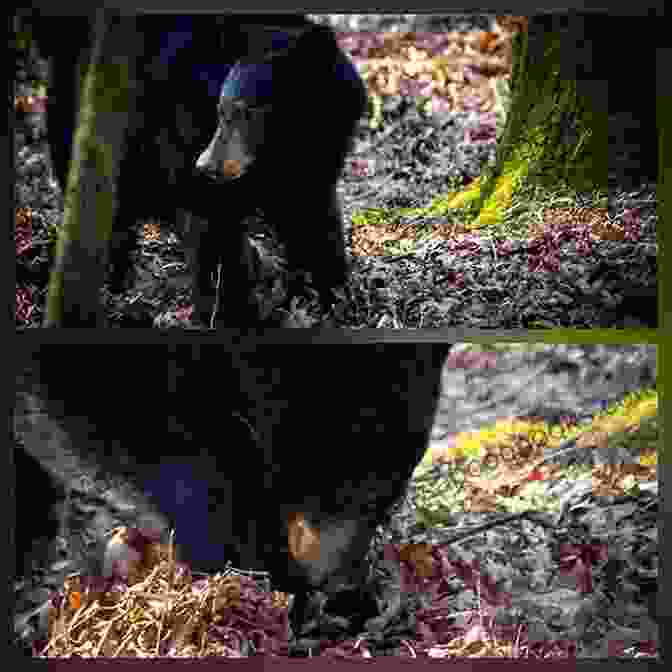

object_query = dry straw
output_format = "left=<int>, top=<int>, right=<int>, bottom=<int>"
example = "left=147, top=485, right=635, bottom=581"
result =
left=37, top=527, right=290, bottom=658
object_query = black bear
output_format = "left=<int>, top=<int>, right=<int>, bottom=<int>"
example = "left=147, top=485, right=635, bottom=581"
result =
left=16, top=12, right=367, bottom=325
left=191, top=16, right=368, bottom=324
left=14, top=343, right=451, bottom=645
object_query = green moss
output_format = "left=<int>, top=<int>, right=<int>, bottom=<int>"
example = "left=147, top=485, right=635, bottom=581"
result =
left=411, top=385, right=658, bottom=520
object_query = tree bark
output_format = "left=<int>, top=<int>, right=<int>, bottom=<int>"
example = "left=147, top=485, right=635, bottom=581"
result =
left=43, top=10, right=138, bottom=327
left=467, top=13, right=659, bottom=225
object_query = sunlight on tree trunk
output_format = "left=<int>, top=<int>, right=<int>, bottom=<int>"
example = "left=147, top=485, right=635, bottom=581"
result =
left=460, top=15, right=599, bottom=227
left=457, top=13, right=657, bottom=228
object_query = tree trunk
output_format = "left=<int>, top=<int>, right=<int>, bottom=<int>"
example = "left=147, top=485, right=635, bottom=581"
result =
left=43, top=10, right=138, bottom=327
left=463, top=13, right=659, bottom=226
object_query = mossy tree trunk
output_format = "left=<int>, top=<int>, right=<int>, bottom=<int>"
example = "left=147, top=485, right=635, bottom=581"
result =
left=43, top=9, right=138, bottom=327
left=468, top=13, right=658, bottom=226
